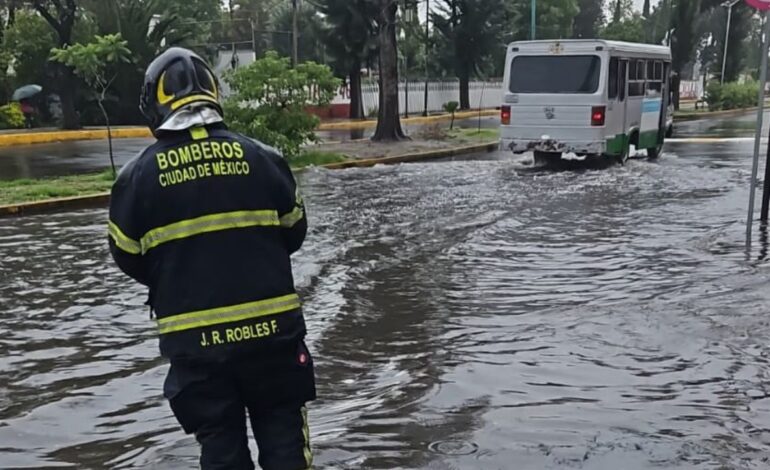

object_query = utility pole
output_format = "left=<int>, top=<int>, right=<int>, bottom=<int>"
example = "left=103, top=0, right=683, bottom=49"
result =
left=746, top=11, right=770, bottom=249
left=292, top=0, right=299, bottom=67
left=722, top=0, right=740, bottom=84
left=403, top=0, right=411, bottom=119
left=531, top=0, right=536, bottom=40
left=423, top=0, right=430, bottom=117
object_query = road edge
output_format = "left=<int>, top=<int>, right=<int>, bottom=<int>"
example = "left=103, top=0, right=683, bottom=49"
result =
left=0, top=111, right=501, bottom=146
left=0, top=140, right=499, bottom=218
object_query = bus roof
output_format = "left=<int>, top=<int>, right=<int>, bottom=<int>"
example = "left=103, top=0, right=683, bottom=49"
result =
left=507, top=39, right=671, bottom=59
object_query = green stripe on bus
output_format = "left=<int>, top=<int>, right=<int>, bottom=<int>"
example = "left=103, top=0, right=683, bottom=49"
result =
left=638, top=130, right=660, bottom=149
left=606, top=134, right=628, bottom=155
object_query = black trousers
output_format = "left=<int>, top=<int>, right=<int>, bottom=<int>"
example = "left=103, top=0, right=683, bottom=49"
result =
left=166, top=342, right=316, bottom=470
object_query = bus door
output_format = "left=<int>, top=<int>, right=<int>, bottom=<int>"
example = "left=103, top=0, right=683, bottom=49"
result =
left=619, top=59, right=628, bottom=135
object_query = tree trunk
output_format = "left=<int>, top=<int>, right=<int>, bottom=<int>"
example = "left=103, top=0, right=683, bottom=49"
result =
left=459, top=72, right=470, bottom=110
left=672, top=73, right=681, bottom=110
left=98, top=97, right=116, bottom=179
left=372, top=0, right=406, bottom=141
left=59, top=64, right=80, bottom=129
left=349, top=65, right=364, bottom=120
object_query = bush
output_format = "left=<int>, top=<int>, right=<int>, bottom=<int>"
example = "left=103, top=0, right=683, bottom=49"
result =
left=706, top=81, right=759, bottom=111
left=443, top=101, right=459, bottom=130
left=224, top=51, right=340, bottom=159
left=0, top=103, right=25, bottom=129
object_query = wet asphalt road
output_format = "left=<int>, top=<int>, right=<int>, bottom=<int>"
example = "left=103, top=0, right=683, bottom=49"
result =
left=1, top=140, right=770, bottom=469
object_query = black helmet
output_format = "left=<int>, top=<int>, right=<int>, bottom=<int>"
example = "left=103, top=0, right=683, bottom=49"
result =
left=140, top=47, right=222, bottom=133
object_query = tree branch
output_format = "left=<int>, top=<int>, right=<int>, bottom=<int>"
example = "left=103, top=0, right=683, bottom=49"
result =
left=32, top=0, right=62, bottom=31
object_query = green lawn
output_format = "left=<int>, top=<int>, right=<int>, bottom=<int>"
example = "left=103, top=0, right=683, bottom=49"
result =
left=0, top=151, right=349, bottom=206
left=449, top=127, right=500, bottom=143
left=0, top=171, right=115, bottom=206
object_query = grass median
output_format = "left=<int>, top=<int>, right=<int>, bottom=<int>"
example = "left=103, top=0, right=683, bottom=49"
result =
left=0, top=151, right=349, bottom=207
left=0, top=171, right=115, bottom=206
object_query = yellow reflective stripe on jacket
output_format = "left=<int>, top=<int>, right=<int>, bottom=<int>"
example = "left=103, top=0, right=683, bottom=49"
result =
left=140, top=210, right=280, bottom=254
left=108, top=221, right=141, bottom=255
left=280, top=206, right=305, bottom=228
left=157, top=293, right=301, bottom=334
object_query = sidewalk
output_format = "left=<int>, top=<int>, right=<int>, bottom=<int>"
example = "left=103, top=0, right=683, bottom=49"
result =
left=0, top=126, right=151, bottom=146
left=0, top=110, right=500, bottom=147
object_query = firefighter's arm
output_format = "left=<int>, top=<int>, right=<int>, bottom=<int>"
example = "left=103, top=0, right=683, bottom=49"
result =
left=108, top=164, right=150, bottom=285
left=272, top=153, right=307, bottom=254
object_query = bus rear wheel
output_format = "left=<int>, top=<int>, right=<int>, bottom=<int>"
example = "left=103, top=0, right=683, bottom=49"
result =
left=647, top=141, right=664, bottom=159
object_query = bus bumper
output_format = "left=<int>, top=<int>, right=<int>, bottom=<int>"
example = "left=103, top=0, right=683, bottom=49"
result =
left=501, top=138, right=606, bottom=155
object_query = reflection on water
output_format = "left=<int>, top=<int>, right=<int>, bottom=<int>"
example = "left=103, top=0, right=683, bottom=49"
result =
left=1, top=144, right=770, bottom=469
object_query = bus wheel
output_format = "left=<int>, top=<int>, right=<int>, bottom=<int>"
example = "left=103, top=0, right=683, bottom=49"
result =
left=665, top=125, right=673, bottom=138
left=647, top=142, right=664, bottom=160
left=534, top=151, right=560, bottom=166
left=613, top=144, right=629, bottom=165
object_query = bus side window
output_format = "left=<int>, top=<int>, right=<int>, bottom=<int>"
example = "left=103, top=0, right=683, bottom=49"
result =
left=609, top=58, right=618, bottom=99
left=620, top=60, right=627, bottom=101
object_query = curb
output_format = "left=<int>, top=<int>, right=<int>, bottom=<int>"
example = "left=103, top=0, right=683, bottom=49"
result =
left=321, top=141, right=499, bottom=169
left=674, top=106, right=763, bottom=122
left=318, top=110, right=499, bottom=131
left=0, top=140, right=499, bottom=218
left=0, top=192, right=111, bottom=217
left=0, top=128, right=152, bottom=147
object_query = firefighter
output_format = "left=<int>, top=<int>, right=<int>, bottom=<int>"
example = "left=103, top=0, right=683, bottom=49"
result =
left=108, top=47, right=315, bottom=470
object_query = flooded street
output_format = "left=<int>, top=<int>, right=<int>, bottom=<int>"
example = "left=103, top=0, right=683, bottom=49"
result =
left=2, top=143, right=770, bottom=469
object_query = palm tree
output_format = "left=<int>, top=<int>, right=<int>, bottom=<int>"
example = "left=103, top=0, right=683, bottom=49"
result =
left=312, top=0, right=376, bottom=120
left=433, top=0, right=508, bottom=110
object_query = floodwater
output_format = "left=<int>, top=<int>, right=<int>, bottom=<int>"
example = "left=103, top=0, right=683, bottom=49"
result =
left=1, top=143, right=770, bottom=469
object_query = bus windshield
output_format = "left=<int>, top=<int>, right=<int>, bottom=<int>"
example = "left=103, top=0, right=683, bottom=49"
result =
left=509, top=55, right=601, bottom=94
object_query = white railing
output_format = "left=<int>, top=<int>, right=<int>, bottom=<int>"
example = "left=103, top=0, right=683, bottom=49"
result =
left=356, top=80, right=503, bottom=115
left=680, top=80, right=704, bottom=100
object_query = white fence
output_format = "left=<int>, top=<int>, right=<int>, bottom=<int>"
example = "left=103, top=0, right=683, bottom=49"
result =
left=680, top=80, right=704, bottom=100
left=357, top=80, right=503, bottom=115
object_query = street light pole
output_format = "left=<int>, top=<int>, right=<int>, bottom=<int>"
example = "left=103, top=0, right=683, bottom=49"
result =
left=291, top=0, right=299, bottom=67
left=531, top=0, right=536, bottom=40
left=721, top=0, right=740, bottom=84
left=423, top=0, right=429, bottom=117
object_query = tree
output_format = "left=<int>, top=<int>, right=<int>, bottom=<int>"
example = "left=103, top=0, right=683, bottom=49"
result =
left=610, top=0, right=633, bottom=22
left=433, top=0, right=509, bottom=110
left=643, top=0, right=651, bottom=18
left=84, top=0, right=201, bottom=124
left=224, top=51, right=340, bottom=158
left=670, top=0, right=702, bottom=108
left=714, top=3, right=752, bottom=82
left=217, top=0, right=281, bottom=58
left=573, top=0, right=604, bottom=39
left=371, top=0, right=405, bottom=141
left=52, top=34, right=132, bottom=177
left=31, top=0, right=80, bottom=129
left=313, top=0, right=376, bottom=120
left=271, top=4, right=326, bottom=65
left=511, top=0, right=578, bottom=40
left=601, top=13, right=646, bottom=42
left=3, top=10, right=57, bottom=87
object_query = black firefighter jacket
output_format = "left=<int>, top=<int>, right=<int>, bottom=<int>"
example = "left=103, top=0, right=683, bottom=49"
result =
left=108, top=123, right=308, bottom=364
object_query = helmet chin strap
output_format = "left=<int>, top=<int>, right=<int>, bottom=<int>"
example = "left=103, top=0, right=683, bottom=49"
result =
left=157, top=102, right=224, bottom=132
